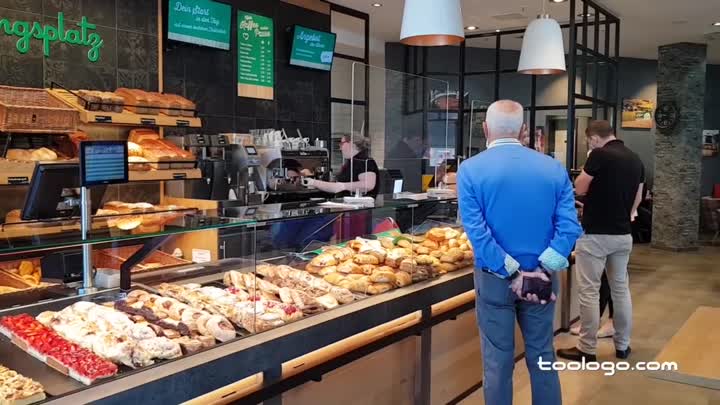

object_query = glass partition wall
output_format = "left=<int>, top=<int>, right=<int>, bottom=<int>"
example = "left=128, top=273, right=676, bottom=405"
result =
left=350, top=63, right=452, bottom=194
left=385, top=0, right=620, bottom=173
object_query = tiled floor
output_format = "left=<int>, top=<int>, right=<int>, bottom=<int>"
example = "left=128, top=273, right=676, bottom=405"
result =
left=460, top=245, right=720, bottom=405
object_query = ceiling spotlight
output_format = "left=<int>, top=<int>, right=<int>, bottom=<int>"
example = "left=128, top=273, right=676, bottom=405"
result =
left=495, top=29, right=501, bottom=32
left=465, top=26, right=478, bottom=31
left=713, top=21, right=720, bottom=26
left=371, top=3, right=382, bottom=7
left=550, top=0, right=567, bottom=3
left=578, top=12, right=594, bottom=17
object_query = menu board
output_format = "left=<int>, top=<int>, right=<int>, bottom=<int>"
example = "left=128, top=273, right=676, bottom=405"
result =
left=237, top=11, right=274, bottom=100
left=290, top=26, right=337, bottom=71
left=167, top=0, right=232, bottom=50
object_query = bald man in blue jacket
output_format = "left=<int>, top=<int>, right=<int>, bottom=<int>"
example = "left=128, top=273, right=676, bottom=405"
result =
left=458, top=100, right=583, bottom=405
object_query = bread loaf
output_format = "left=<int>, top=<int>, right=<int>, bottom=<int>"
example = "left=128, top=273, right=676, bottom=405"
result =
left=129, top=129, right=160, bottom=144
left=5, top=209, right=21, bottom=224
left=163, top=93, right=196, bottom=117
left=30, top=147, right=58, bottom=161
left=115, top=88, right=154, bottom=115
left=5, top=149, right=32, bottom=161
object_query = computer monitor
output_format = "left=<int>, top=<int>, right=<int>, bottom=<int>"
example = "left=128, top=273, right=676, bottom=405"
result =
left=21, top=163, right=106, bottom=221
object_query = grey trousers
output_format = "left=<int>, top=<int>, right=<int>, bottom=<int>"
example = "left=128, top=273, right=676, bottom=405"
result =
left=575, top=234, right=633, bottom=354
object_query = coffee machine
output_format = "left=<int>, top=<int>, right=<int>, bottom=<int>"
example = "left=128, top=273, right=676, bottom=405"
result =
left=178, top=134, right=232, bottom=200
left=230, top=144, right=264, bottom=205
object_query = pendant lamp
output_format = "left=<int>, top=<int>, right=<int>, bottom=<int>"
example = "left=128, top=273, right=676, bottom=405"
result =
left=400, top=0, right=464, bottom=46
left=518, top=3, right=566, bottom=75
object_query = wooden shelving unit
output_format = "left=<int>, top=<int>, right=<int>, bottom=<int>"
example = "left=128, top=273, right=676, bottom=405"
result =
left=47, top=89, right=202, bottom=128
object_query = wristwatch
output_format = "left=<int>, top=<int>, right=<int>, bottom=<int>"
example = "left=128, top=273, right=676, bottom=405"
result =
left=507, top=271, right=520, bottom=281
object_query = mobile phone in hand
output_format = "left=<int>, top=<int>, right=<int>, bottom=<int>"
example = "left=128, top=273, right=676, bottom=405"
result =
left=521, top=273, right=553, bottom=301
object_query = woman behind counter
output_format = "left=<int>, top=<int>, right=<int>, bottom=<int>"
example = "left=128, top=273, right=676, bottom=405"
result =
left=303, top=135, right=379, bottom=197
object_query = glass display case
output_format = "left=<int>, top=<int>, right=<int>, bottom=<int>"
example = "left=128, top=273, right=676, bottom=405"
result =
left=0, top=194, right=476, bottom=404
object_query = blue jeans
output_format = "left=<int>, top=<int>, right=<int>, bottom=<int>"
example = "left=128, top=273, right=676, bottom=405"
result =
left=474, top=270, right=561, bottom=405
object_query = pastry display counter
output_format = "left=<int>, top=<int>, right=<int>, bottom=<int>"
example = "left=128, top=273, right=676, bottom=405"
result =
left=0, top=196, right=488, bottom=404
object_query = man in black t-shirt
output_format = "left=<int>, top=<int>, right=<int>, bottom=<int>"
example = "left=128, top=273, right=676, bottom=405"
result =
left=558, top=121, right=644, bottom=362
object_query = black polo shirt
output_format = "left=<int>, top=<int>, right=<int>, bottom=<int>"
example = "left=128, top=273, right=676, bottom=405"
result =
left=582, top=139, right=644, bottom=235
left=337, top=150, right=380, bottom=197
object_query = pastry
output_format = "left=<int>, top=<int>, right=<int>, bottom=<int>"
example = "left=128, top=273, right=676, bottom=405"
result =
left=448, top=239, right=459, bottom=248
left=348, top=239, right=364, bottom=251
left=385, top=248, right=408, bottom=268
left=369, top=269, right=396, bottom=284
left=399, top=258, right=417, bottom=273
left=323, top=273, right=346, bottom=285
left=426, top=228, right=447, bottom=242
left=379, top=237, right=395, bottom=249
left=204, top=315, right=235, bottom=342
left=422, top=239, right=440, bottom=249
left=463, top=251, right=474, bottom=261
left=415, top=255, right=436, bottom=266
left=5, top=149, right=32, bottom=161
left=415, top=246, right=431, bottom=255
left=316, top=266, right=337, bottom=276
left=448, top=248, right=465, bottom=262
left=444, top=229, right=461, bottom=240
left=347, top=278, right=370, bottom=294
left=30, top=147, right=58, bottom=161
left=394, top=271, right=412, bottom=287
left=396, top=239, right=412, bottom=249
left=337, top=261, right=362, bottom=275
left=434, top=262, right=456, bottom=273
left=316, top=294, right=339, bottom=310
left=310, top=253, right=337, bottom=268
left=430, top=250, right=443, bottom=259
left=367, top=283, right=393, bottom=295
left=360, top=264, right=377, bottom=275
left=115, top=216, right=143, bottom=230
left=352, top=254, right=379, bottom=265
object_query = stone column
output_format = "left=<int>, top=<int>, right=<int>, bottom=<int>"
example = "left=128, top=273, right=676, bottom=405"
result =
left=652, top=43, right=706, bottom=251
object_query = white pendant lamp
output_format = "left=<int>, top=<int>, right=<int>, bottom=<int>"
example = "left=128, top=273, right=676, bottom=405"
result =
left=518, top=7, right=566, bottom=75
left=400, top=0, right=464, bottom=46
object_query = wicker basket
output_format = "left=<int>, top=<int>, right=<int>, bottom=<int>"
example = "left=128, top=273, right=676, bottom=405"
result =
left=0, top=86, right=79, bottom=133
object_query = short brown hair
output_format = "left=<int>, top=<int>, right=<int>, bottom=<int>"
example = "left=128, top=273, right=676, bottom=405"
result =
left=586, top=120, right=615, bottom=138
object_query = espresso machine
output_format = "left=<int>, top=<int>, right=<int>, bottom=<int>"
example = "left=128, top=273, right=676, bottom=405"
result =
left=230, top=143, right=264, bottom=205
left=257, top=146, right=331, bottom=203
left=182, top=134, right=232, bottom=200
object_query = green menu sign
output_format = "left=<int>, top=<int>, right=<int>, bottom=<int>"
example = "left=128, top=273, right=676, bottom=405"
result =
left=237, top=11, right=274, bottom=100
left=290, top=26, right=336, bottom=71
left=168, top=0, right=231, bottom=50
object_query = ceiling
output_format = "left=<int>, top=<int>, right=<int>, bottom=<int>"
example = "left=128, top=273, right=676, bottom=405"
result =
left=331, top=0, right=720, bottom=63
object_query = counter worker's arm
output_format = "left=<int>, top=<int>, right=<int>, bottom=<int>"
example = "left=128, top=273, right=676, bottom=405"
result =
left=305, top=172, right=376, bottom=194
left=539, top=169, right=584, bottom=272
left=457, top=164, right=519, bottom=278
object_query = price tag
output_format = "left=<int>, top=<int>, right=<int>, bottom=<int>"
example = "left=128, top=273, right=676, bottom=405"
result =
left=192, top=249, right=212, bottom=263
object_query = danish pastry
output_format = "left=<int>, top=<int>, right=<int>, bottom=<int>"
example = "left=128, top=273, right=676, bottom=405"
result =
left=338, top=261, right=363, bottom=274
left=318, top=266, right=338, bottom=276
left=422, top=239, right=440, bottom=249
left=367, top=282, right=393, bottom=295
left=310, top=253, right=338, bottom=267
left=426, top=228, right=447, bottom=242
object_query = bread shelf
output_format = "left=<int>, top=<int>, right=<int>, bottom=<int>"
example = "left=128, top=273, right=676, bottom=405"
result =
left=0, top=159, right=201, bottom=185
left=47, top=89, right=202, bottom=128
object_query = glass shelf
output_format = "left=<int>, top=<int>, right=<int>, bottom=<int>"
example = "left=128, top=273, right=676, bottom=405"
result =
left=219, top=194, right=457, bottom=223
left=0, top=210, right=255, bottom=255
